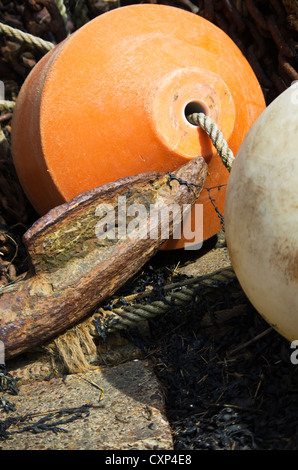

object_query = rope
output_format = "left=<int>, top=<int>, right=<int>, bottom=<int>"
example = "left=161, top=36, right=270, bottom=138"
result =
left=92, top=266, right=237, bottom=334
left=54, top=0, right=70, bottom=35
left=44, top=264, right=239, bottom=372
left=187, top=112, right=235, bottom=172
left=0, top=22, right=54, bottom=53
left=0, top=100, right=16, bottom=113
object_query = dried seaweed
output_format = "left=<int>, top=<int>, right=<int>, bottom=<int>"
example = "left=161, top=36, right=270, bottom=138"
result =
left=145, top=286, right=298, bottom=450
left=0, top=364, right=18, bottom=396
left=0, top=404, right=92, bottom=443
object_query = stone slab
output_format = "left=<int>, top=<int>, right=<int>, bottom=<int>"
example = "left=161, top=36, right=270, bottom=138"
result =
left=178, top=246, right=231, bottom=278
left=0, top=360, right=173, bottom=450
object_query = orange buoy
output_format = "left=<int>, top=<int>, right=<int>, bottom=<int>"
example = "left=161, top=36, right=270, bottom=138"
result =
left=11, top=4, right=265, bottom=249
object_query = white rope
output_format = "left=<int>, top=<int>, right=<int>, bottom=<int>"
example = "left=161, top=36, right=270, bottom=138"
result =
left=0, top=22, right=54, bottom=53
left=0, top=100, right=16, bottom=113
left=188, top=113, right=235, bottom=172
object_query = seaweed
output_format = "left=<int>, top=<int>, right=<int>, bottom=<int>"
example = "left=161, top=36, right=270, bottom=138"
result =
left=0, top=404, right=92, bottom=442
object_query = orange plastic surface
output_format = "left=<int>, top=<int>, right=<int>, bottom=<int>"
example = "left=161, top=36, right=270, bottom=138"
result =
left=11, top=4, right=265, bottom=249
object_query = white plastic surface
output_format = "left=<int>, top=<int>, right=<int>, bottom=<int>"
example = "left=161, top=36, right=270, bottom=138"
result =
left=225, top=84, right=298, bottom=341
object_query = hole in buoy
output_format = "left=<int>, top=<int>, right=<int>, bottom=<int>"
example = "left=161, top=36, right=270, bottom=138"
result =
left=184, top=101, right=209, bottom=126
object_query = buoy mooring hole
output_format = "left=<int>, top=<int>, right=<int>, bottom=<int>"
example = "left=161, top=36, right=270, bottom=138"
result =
left=184, top=101, right=209, bottom=126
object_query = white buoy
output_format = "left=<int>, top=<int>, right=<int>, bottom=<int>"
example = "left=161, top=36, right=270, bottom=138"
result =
left=225, top=83, right=298, bottom=342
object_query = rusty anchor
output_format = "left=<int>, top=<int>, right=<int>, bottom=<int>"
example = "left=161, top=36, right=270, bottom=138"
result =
left=0, top=157, right=208, bottom=360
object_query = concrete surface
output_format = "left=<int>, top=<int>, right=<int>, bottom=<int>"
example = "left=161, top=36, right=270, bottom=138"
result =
left=0, top=360, right=173, bottom=450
